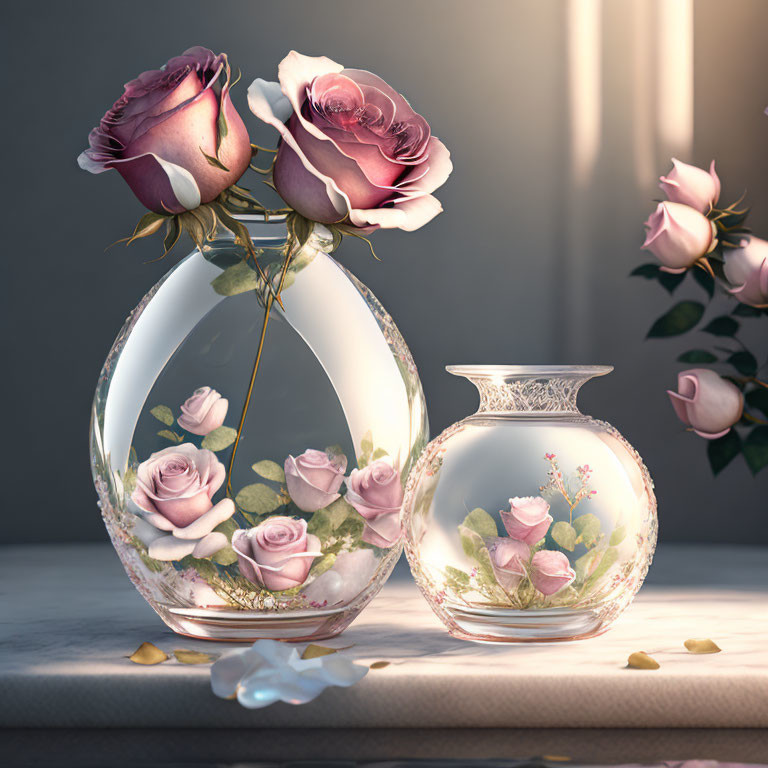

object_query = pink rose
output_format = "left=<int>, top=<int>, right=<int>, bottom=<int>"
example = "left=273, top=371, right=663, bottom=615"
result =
left=529, top=550, right=576, bottom=596
left=500, top=496, right=553, bottom=546
left=232, top=517, right=322, bottom=591
left=284, top=449, right=347, bottom=512
left=78, top=47, right=251, bottom=214
left=724, top=237, right=768, bottom=308
left=177, top=387, right=229, bottom=436
left=345, top=460, right=404, bottom=548
left=485, top=537, right=530, bottom=593
left=132, top=443, right=226, bottom=527
left=667, top=368, right=744, bottom=439
left=659, top=158, right=720, bottom=213
left=642, top=202, right=715, bottom=273
left=248, top=51, right=452, bottom=232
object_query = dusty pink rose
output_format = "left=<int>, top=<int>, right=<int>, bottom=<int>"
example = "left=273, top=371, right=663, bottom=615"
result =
left=345, top=459, right=404, bottom=548
left=285, top=449, right=347, bottom=512
left=132, top=443, right=226, bottom=528
left=78, top=47, right=251, bottom=214
left=724, top=237, right=768, bottom=308
left=642, top=202, right=715, bottom=273
left=667, top=368, right=744, bottom=440
left=248, top=51, right=452, bottom=231
left=500, top=496, right=553, bottom=546
left=485, top=538, right=530, bottom=593
left=232, top=517, right=321, bottom=591
left=177, top=387, right=229, bottom=435
left=659, top=158, right=720, bottom=213
left=529, top=550, right=576, bottom=596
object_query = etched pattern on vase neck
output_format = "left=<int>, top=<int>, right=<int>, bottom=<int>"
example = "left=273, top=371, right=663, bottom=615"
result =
left=469, top=376, right=588, bottom=414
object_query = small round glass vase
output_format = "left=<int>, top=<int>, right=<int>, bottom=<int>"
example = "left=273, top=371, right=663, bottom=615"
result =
left=91, top=215, right=428, bottom=642
left=402, top=365, right=657, bottom=643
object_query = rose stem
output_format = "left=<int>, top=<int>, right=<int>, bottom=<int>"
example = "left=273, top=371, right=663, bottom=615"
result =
left=226, top=246, right=294, bottom=498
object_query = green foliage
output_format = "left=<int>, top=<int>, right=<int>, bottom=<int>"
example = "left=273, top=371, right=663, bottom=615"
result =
left=726, top=351, right=758, bottom=377
left=732, top=303, right=763, bottom=318
left=584, top=548, right=619, bottom=591
left=647, top=301, right=705, bottom=337
left=235, top=483, right=282, bottom=515
left=746, top=388, right=768, bottom=418
left=444, top=565, right=471, bottom=593
left=630, top=263, right=687, bottom=293
left=210, top=545, right=238, bottom=566
left=702, top=315, right=739, bottom=337
left=677, top=350, right=717, bottom=364
left=550, top=520, right=577, bottom=551
left=743, top=426, right=768, bottom=475
left=358, top=430, right=374, bottom=468
left=201, top=426, right=237, bottom=452
left=460, top=508, right=498, bottom=539
left=149, top=405, right=174, bottom=426
left=213, top=518, right=239, bottom=540
left=573, top=513, right=601, bottom=547
left=691, top=269, right=715, bottom=298
left=609, top=525, right=627, bottom=546
left=251, top=459, right=285, bottom=483
left=157, top=429, right=183, bottom=443
left=707, top=430, right=742, bottom=475
left=211, top=260, right=260, bottom=296
left=307, top=497, right=358, bottom=539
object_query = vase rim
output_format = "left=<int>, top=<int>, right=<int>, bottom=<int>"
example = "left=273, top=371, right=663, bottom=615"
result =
left=446, top=364, right=613, bottom=379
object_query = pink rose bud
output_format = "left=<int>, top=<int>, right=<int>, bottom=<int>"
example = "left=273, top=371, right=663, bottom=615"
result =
left=248, top=52, right=452, bottom=232
left=78, top=47, right=251, bottom=214
left=177, top=387, right=229, bottom=436
left=132, top=443, right=225, bottom=528
left=232, top=517, right=322, bottom=592
left=500, top=496, right=553, bottom=546
left=659, top=158, right=720, bottom=213
left=667, top=368, right=744, bottom=440
left=284, top=449, right=347, bottom=512
left=345, top=459, right=404, bottom=548
left=642, top=201, right=715, bottom=273
left=529, top=550, right=576, bottom=596
left=724, top=237, right=768, bottom=308
left=485, top=537, right=530, bottom=593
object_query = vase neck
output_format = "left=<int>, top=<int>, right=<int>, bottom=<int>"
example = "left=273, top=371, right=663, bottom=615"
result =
left=208, top=214, right=334, bottom=250
left=447, top=365, right=613, bottom=416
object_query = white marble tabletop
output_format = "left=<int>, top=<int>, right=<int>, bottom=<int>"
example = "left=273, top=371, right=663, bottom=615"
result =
left=1, top=543, right=767, bottom=764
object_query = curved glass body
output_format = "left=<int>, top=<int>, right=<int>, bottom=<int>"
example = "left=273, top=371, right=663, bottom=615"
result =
left=402, top=365, right=657, bottom=643
left=91, top=216, right=428, bottom=641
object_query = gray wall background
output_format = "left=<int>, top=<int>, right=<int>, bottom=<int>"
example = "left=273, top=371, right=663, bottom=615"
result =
left=2, top=0, right=766, bottom=545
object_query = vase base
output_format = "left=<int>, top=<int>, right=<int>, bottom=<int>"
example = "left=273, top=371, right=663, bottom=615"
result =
left=158, top=604, right=359, bottom=643
left=443, top=603, right=607, bottom=643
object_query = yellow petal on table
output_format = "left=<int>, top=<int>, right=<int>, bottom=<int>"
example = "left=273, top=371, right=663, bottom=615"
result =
left=684, top=638, right=721, bottom=654
left=370, top=661, right=391, bottom=669
left=301, top=644, right=339, bottom=660
left=627, top=651, right=660, bottom=670
left=173, top=649, right=219, bottom=665
left=128, top=642, right=168, bottom=665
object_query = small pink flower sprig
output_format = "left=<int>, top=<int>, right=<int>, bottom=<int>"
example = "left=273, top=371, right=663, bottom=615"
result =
left=632, top=158, right=768, bottom=476
left=539, top=453, right=597, bottom=525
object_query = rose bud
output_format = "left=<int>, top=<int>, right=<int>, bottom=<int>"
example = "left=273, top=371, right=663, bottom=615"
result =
left=284, top=449, right=347, bottom=512
left=232, top=517, right=322, bottom=592
left=659, top=158, right=720, bottom=213
left=78, top=47, right=251, bottom=214
left=345, top=459, right=404, bottom=548
left=529, top=550, right=576, bottom=596
left=500, top=496, right=553, bottom=546
left=667, top=368, right=744, bottom=439
left=177, top=387, right=229, bottom=436
left=724, top=237, right=768, bottom=308
left=485, top=538, right=530, bottom=593
left=642, top=201, right=715, bottom=273
left=248, top=51, right=452, bottom=231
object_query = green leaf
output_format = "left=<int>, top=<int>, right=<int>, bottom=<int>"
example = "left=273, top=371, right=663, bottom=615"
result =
left=691, top=268, right=715, bottom=298
left=150, top=405, right=174, bottom=426
left=573, top=513, right=601, bottom=547
left=163, top=216, right=181, bottom=258
left=213, top=518, right=240, bottom=540
left=657, top=270, right=688, bottom=294
left=743, top=426, right=768, bottom=475
left=732, top=303, right=763, bottom=318
left=550, top=520, right=577, bottom=551
left=746, top=387, right=768, bottom=418
left=128, top=212, right=166, bottom=244
left=727, top=351, right=757, bottom=377
left=609, top=525, right=627, bottom=546
left=574, top=549, right=599, bottom=583
left=309, top=553, right=336, bottom=578
left=201, top=426, right=237, bottom=452
left=358, top=430, right=374, bottom=467
left=235, top=483, right=282, bottom=515
left=707, top=430, right=742, bottom=475
left=211, top=260, right=260, bottom=296
left=210, top=545, right=238, bottom=566
left=122, top=466, right=137, bottom=496
left=157, top=429, right=183, bottom=443
left=630, top=263, right=686, bottom=293
left=647, top=301, right=705, bottom=337
left=584, top=548, right=619, bottom=590
left=445, top=565, right=471, bottom=592
left=460, top=508, right=498, bottom=539
left=630, top=263, right=660, bottom=278
left=308, top=497, right=357, bottom=539
left=677, top=350, right=718, bottom=364
left=371, top=447, right=389, bottom=461
left=251, top=460, right=286, bottom=483
left=200, top=147, right=230, bottom=172
left=702, top=315, right=739, bottom=337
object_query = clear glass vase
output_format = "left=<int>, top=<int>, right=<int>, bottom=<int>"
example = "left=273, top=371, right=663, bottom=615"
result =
left=402, top=365, right=657, bottom=643
left=90, top=215, right=428, bottom=641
